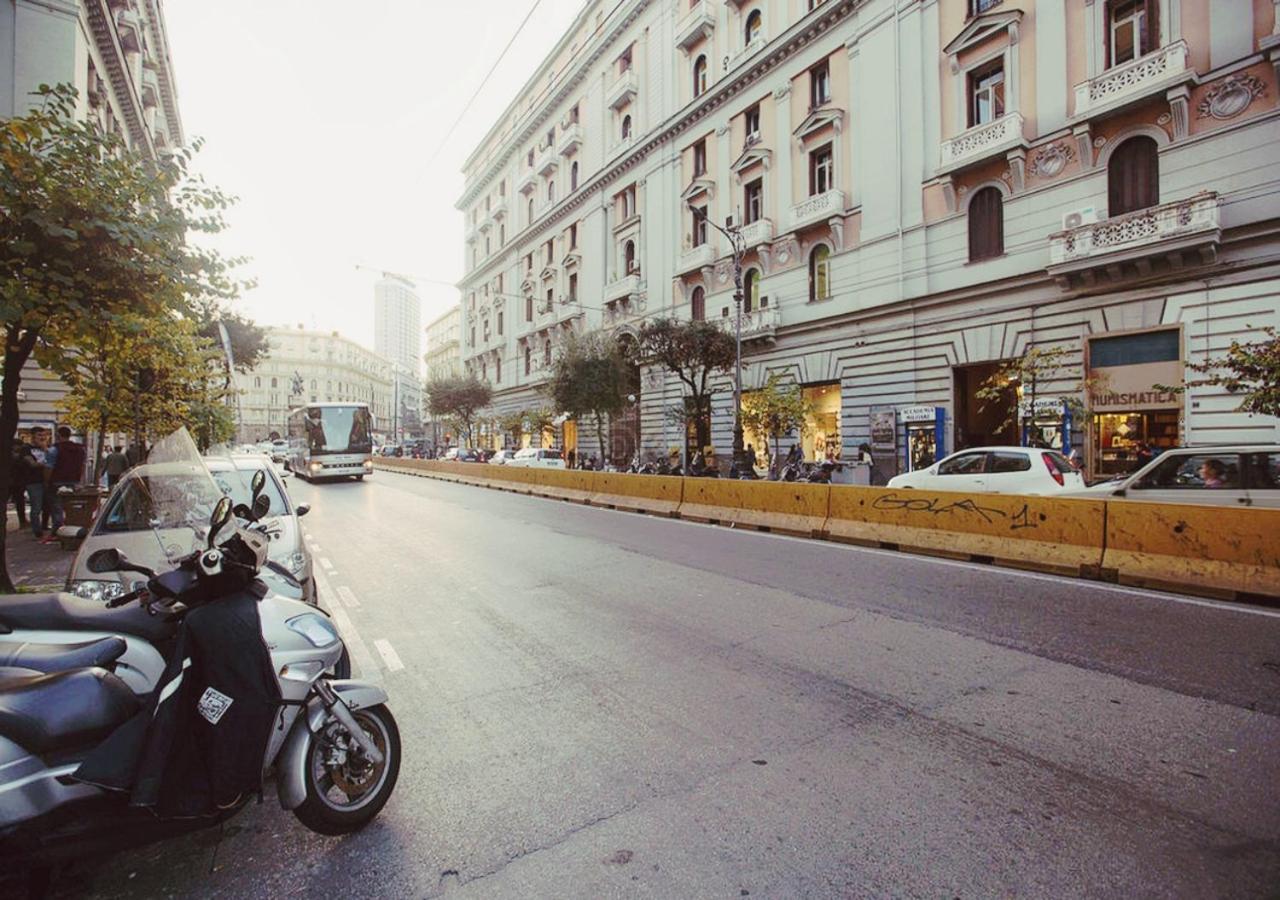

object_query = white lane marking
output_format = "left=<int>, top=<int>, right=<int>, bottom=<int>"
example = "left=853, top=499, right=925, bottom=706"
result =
left=312, top=567, right=381, bottom=682
left=373, top=639, right=405, bottom=672
left=318, top=557, right=334, bottom=572
left=337, top=585, right=361, bottom=610
left=310, top=543, right=321, bottom=552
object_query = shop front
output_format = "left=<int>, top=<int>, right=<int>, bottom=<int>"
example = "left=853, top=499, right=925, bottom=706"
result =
left=899, top=406, right=946, bottom=471
left=1087, top=329, right=1184, bottom=479
left=1020, top=397, right=1072, bottom=450
left=802, top=383, right=842, bottom=462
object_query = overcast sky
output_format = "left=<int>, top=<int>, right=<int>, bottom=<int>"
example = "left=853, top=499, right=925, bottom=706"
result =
left=164, top=0, right=586, bottom=353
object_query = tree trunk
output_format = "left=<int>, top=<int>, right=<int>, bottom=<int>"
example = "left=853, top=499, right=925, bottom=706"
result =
left=595, top=413, right=607, bottom=469
left=0, top=326, right=39, bottom=593
left=773, top=435, right=781, bottom=481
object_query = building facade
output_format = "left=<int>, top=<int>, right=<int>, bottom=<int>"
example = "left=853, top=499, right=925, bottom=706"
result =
left=232, top=326, right=394, bottom=444
left=458, top=0, right=1280, bottom=474
left=3, top=0, right=184, bottom=434
left=374, top=274, right=424, bottom=440
left=425, top=305, right=463, bottom=381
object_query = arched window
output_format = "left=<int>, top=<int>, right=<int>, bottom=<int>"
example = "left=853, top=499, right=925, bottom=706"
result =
left=621, top=115, right=632, bottom=140
left=310, top=379, right=317, bottom=390
left=527, top=197, right=534, bottom=222
left=254, top=376, right=261, bottom=388
left=967, top=187, right=1004, bottom=261
left=547, top=180, right=555, bottom=203
left=745, top=10, right=763, bottom=44
left=570, top=161, right=579, bottom=191
left=271, top=377, right=278, bottom=389
left=544, top=339, right=552, bottom=367
left=691, top=286, right=706, bottom=322
left=693, top=55, right=708, bottom=97
left=624, top=240, right=637, bottom=274
left=808, top=245, right=831, bottom=302
left=1108, top=135, right=1159, bottom=216
left=743, top=269, right=760, bottom=312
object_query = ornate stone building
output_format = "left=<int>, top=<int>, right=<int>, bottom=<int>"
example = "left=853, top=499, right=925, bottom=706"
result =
left=458, top=0, right=1280, bottom=475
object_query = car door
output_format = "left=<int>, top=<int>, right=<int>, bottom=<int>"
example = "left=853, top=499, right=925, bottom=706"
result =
left=984, top=450, right=1035, bottom=493
left=1242, top=451, right=1280, bottom=508
left=930, top=451, right=989, bottom=493
left=1126, top=451, right=1247, bottom=506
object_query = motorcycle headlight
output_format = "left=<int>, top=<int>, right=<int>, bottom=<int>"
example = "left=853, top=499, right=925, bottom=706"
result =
left=287, top=613, right=339, bottom=648
left=70, top=579, right=126, bottom=604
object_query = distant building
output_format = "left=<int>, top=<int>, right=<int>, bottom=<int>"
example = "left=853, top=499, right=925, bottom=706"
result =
left=424, top=305, right=462, bottom=381
left=232, top=326, right=394, bottom=443
left=374, top=274, right=423, bottom=439
left=3, top=0, right=184, bottom=436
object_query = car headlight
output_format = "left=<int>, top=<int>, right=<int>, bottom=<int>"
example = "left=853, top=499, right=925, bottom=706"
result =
left=309, top=461, right=322, bottom=471
left=70, top=579, right=126, bottom=604
left=287, top=613, right=340, bottom=648
left=363, top=460, right=373, bottom=469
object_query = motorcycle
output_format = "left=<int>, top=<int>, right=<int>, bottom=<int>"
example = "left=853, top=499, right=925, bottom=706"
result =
left=0, top=432, right=400, bottom=871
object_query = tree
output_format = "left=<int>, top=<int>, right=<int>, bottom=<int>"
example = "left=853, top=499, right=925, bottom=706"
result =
left=1169, top=326, right=1280, bottom=418
left=0, top=84, right=243, bottom=591
left=546, top=332, right=628, bottom=461
left=976, top=345, right=1094, bottom=437
left=631, top=318, right=736, bottom=453
left=741, top=373, right=813, bottom=478
left=425, top=375, right=491, bottom=448
left=496, top=410, right=527, bottom=449
left=194, top=305, right=268, bottom=374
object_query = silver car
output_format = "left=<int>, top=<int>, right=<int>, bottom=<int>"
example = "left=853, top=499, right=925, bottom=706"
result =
left=1065, top=445, right=1280, bottom=508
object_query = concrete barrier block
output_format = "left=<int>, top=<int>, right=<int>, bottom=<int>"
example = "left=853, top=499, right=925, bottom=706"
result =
left=590, top=472, right=684, bottom=516
left=678, top=479, right=829, bottom=536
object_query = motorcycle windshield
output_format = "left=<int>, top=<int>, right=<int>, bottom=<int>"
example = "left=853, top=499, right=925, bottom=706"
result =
left=129, top=428, right=227, bottom=565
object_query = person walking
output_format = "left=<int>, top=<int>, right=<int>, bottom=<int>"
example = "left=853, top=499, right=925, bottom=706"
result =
left=25, top=427, right=53, bottom=540
left=9, top=432, right=33, bottom=531
left=45, top=426, right=86, bottom=541
left=566, top=448, right=576, bottom=470
left=103, top=446, right=129, bottom=488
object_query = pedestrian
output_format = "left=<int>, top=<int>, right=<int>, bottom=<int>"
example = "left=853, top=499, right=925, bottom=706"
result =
left=567, top=448, right=576, bottom=469
left=746, top=443, right=758, bottom=470
left=25, top=427, right=53, bottom=540
left=589, top=452, right=599, bottom=471
left=43, top=426, right=86, bottom=541
left=125, top=443, right=142, bottom=468
left=9, top=431, right=33, bottom=530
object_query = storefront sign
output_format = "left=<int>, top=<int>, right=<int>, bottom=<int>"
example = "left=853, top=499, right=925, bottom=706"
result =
left=898, top=405, right=939, bottom=423
left=1019, top=397, right=1068, bottom=416
left=1089, top=361, right=1183, bottom=410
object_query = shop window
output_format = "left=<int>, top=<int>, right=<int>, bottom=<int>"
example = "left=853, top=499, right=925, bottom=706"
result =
left=745, top=10, right=763, bottom=45
left=1090, top=328, right=1178, bottom=367
left=691, top=286, right=706, bottom=321
left=968, top=59, right=1005, bottom=127
left=693, top=55, right=708, bottom=98
left=801, top=383, right=841, bottom=462
left=968, top=187, right=1004, bottom=261
left=1107, top=0, right=1158, bottom=68
left=809, top=144, right=833, bottom=195
left=1107, top=136, right=1159, bottom=216
left=808, top=245, right=831, bottom=301
left=744, top=178, right=763, bottom=225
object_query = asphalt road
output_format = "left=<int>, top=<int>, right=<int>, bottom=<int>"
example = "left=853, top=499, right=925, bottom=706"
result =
left=50, top=468, right=1280, bottom=898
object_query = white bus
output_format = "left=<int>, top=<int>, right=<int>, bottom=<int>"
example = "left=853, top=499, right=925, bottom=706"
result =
left=286, top=402, right=374, bottom=481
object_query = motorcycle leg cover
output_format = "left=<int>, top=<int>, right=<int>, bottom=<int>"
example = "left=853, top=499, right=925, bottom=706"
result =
left=75, top=587, right=281, bottom=818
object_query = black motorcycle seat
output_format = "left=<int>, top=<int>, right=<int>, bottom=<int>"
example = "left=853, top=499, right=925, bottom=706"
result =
left=0, top=668, right=139, bottom=755
left=0, top=592, right=171, bottom=645
left=0, top=636, right=127, bottom=673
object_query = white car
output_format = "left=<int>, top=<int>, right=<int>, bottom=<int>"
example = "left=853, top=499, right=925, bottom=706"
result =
left=1065, top=445, right=1280, bottom=508
left=509, top=447, right=567, bottom=469
left=488, top=449, right=518, bottom=465
left=886, top=446, right=1084, bottom=495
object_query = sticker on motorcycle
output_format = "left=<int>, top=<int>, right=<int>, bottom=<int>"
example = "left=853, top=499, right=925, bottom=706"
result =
left=198, top=687, right=234, bottom=725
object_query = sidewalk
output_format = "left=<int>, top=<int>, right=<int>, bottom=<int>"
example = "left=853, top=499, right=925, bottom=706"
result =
left=4, top=514, right=74, bottom=591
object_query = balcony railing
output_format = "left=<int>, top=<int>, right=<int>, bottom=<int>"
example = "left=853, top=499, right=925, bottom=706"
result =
left=1073, top=41, right=1190, bottom=119
left=675, top=1, right=715, bottom=52
left=727, top=36, right=766, bottom=72
left=715, top=304, right=780, bottom=343
left=536, top=144, right=558, bottom=177
left=557, top=122, right=582, bottom=156
left=604, top=273, right=641, bottom=303
left=791, top=189, right=845, bottom=229
left=738, top=217, right=774, bottom=249
left=938, top=111, right=1026, bottom=173
left=1047, top=192, right=1221, bottom=282
left=607, top=68, right=638, bottom=110
left=678, top=242, right=716, bottom=274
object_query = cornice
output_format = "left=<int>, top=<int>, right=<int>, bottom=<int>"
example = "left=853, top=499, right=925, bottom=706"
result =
left=143, top=0, right=184, bottom=146
left=84, top=0, right=151, bottom=154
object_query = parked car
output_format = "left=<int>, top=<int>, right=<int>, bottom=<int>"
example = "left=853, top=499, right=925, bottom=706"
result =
left=509, top=447, right=567, bottom=469
left=380, top=445, right=403, bottom=457
left=886, top=446, right=1084, bottom=495
left=269, top=439, right=289, bottom=463
left=1064, top=445, right=1280, bottom=508
left=489, top=449, right=518, bottom=465
left=443, top=447, right=482, bottom=462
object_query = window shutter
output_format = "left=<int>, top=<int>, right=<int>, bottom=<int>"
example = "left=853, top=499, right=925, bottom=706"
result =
left=1107, top=136, right=1159, bottom=216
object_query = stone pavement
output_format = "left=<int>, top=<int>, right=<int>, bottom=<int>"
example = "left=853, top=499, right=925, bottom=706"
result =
left=4, top=513, right=74, bottom=591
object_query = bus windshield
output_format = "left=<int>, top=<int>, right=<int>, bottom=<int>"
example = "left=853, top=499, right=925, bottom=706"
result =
left=305, top=405, right=372, bottom=454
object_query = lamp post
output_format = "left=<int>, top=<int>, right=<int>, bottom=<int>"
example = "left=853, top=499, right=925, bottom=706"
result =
left=688, top=203, right=749, bottom=475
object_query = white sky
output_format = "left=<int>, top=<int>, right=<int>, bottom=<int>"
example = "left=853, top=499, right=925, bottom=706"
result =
left=164, top=0, right=587, bottom=353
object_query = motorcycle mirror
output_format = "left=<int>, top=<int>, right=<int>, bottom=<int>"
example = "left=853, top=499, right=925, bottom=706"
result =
left=86, top=547, right=123, bottom=573
left=252, top=493, right=271, bottom=520
left=209, top=496, right=234, bottom=547
left=250, top=469, right=266, bottom=500
left=233, top=502, right=253, bottom=521
left=295, top=503, right=310, bottom=517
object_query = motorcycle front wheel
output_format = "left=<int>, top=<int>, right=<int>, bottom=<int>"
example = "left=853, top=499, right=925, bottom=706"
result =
left=293, top=703, right=401, bottom=835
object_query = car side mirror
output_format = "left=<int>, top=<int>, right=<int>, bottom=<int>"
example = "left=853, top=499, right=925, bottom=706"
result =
left=87, top=548, right=122, bottom=573
left=209, top=496, right=234, bottom=547
left=295, top=503, right=310, bottom=517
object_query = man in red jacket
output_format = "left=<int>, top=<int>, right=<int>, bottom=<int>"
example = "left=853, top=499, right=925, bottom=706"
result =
left=43, top=426, right=87, bottom=543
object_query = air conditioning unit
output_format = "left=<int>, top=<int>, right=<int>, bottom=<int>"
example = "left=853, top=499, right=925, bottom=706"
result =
left=1061, top=206, right=1099, bottom=230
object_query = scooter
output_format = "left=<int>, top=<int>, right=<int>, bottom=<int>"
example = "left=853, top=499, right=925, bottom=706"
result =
left=0, top=494, right=401, bottom=870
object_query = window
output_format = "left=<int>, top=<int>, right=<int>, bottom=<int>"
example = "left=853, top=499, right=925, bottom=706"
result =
left=624, top=240, right=637, bottom=274
left=808, top=245, right=831, bottom=301
left=254, top=376, right=261, bottom=388
left=546, top=287, right=553, bottom=311
left=744, top=179, right=763, bottom=224
left=469, top=326, right=475, bottom=347
left=546, top=127, right=555, bottom=147
left=527, top=149, right=535, bottom=168
left=569, top=104, right=580, bottom=124
left=1090, top=329, right=1178, bottom=367
left=547, top=180, right=556, bottom=204
left=744, top=104, right=761, bottom=144
left=693, top=55, right=708, bottom=97
left=621, top=114, right=632, bottom=140
left=568, top=273, right=577, bottom=301
left=526, top=296, right=533, bottom=321
left=809, top=60, right=831, bottom=108
left=499, top=179, right=506, bottom=195
left=569, top=223, right=577, bottom=249
left=525, top=253, right=533, bottom=273
left=938, top=452, right=987, bottom=475
left=743, top=269, right=760, bottom=312
left=525, top=345, right=532, bottom=374
left=497, top=311, right=504, bottom=335
left=621, top=185, right=636, bottom=219
left=1136, top=453, right=1241, bottom=491
left=527, top=197, right=534, bottom=222
left=968, top=59, right=1005, bottom=126
left=544, top=240, right=553, bottom=264
left=1108, top=0, right=1157, bottom=67
left=480, top=360, right=486, bottom=382
left=310, top=379, right=317, bottom=390
left=570, top=161, right=579, bottom=191
left=988, top=451, right=1032, bottom=473
left=271, top=377, right=278, bottom=389
left=809, top=143, right=833, bottom=195
left=968, top=187, right=1004, bottom=261
left=499, top=224, right=505, bottom=245
left=692, top=206, right=708, bottom=246
left=485, top=236, right=491, bottom=256
left=544, top=339, right=552, bottom=367
left=745, top=10, right=763, bottom=44
left=691, top=286, right=706, bottom=321
left=969, top=0, right=1002, bottom=15
left=1108, top=136, right=1159, bottom=215
left=1245, top=453, right=1280, bottom=491
left=692, top=139, right=707, bottom=176
left=619, top=45, right=632, bottom=73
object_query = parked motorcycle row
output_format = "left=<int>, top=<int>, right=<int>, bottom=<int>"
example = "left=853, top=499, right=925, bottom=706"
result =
left=622, top=453, right=837, bottom=483
left=0, top=429, right=400, bottom=885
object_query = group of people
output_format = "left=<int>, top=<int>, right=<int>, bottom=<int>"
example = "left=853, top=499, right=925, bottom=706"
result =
left=7, top=426, right=107, bottom=542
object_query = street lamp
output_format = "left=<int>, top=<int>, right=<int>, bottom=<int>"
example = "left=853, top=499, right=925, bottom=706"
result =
left=688, top=203, right=750, bottom=476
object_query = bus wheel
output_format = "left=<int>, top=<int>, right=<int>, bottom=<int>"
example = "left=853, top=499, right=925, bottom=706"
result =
left=356, top=475, right=365, bottom=481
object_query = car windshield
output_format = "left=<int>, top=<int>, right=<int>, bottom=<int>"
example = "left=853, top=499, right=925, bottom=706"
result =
left=210, top=462, right=291, bottom=517
left=98, top=472, right=224, bottom=533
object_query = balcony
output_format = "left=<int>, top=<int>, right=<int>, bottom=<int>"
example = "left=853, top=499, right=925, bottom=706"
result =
left=675, top=1, right=715, bottom=52
left=490, top=196, right=508, bottom=220
left=1073, top=41, right=1191, bottom=120
left=607, top=68, right=638, bottom=110
left=727, top=36, right=766, bottom=72
left=678, top=242, right=716, bottom=274
left=715, top=304, right=780, bottom=344
left=517, top=169, right=537, bottom=195
left=604, top=273, right=641, bottom=303
left=1047, top=192, right=1221, bottom=287
left=791, top=189, right=845, bottom=230
left=557, top=122, right=582, bottom=156
left=535, top=144, right=558, bottom=177
left=937, top=111, right=1027, bottom=174
left=738, top=217, right=774, bottom=249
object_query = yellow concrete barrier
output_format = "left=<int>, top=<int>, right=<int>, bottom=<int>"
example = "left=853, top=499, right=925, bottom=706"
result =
left=485, top=464, right=540, bottom=493
left=589, top=472, right=685, bottom=516
left=678, top=478, right=830, bottom=536
left=532, top=468, right=599, bottom=503
left=1103, top=500, right=1280, bottom=598
left=825, top=486, right=1106, bottom=576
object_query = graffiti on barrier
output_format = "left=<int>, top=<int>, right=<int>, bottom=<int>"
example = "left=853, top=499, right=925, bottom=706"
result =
left=872, top=494, right=1041, bottom=531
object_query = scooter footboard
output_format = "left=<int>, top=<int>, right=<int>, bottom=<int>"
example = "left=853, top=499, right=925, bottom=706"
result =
left=276, top=679, right=389, bottom=810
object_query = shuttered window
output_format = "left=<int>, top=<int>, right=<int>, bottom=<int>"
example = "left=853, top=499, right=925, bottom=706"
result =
left=1107, top=136, right=1159, bottom=216
left=967, top=187, right=1004, bottom=261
